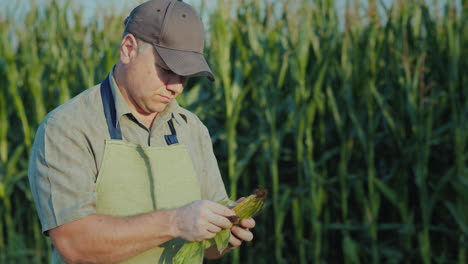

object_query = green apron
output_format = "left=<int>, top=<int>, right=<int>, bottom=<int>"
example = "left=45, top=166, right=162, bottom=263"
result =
left=94, top=76, right=201, bottom=263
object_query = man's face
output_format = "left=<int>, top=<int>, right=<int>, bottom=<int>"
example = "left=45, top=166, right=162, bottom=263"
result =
left=126, top=48, right=185, bottom=115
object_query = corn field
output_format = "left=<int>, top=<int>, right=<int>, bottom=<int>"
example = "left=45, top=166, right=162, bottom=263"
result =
left=0, top=0, right=467, bottom=263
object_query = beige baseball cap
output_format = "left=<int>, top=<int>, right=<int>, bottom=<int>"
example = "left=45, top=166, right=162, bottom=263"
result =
left=124, top=0, right=215, bottom=81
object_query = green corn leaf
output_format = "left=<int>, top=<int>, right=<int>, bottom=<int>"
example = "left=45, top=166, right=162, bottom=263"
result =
left=173, top=241, right=205, bottom=264
left=214, top=228, right=231, bottom=254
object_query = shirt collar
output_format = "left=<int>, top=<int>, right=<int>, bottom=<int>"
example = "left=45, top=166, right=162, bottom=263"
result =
left=151, top=99, right=181, bottom=132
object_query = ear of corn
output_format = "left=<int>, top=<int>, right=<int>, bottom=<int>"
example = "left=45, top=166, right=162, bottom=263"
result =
left=173, top=189, right=268, bottom=264
left=232, top=188, right=267, bottom=220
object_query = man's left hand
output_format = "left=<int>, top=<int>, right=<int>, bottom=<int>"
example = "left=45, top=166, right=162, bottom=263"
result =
left=228, top=218, right=256, bottom=249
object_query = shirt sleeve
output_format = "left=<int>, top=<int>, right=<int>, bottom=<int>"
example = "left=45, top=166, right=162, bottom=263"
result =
left=196, top=124, right=228, bottom=202
left=28, top=116, right=97, bottom=233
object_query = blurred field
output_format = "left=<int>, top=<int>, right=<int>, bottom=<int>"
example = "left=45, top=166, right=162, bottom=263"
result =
left=0, top=0, right=467, bottom=263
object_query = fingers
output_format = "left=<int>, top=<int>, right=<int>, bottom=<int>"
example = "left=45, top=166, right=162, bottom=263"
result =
left=207, top=213, right=233, bottom=229
left=207, top=201, right=236, bottom=217
left=174, top=200, right=257, bottom=243
left=226, top=221, right=255, bottom=250
left=206, top=223, right=222, bottom=234
left=239, top=218, right=256, bottom=229
left=201, top=201, right=234, bottom=228
left=228, top=233, right=242, bottom=248
left=231, top=225, right=254, bottom=242
left=174, top=200, right=237, bottom=242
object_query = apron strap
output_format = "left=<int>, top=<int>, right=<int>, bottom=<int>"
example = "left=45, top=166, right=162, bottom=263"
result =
left=100, top=76, right=123, bottom=140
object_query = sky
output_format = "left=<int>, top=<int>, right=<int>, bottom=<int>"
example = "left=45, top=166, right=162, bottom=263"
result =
left=0, top=0, right=457, bottom=26
left=1, top=0, right=204, bottom=21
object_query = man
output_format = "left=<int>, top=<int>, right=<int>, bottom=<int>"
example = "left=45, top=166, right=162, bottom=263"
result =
left=28, top=0, right=255, bottom=263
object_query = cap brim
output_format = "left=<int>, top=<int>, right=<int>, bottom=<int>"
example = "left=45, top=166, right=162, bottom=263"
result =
left=154, top=46, right=215, bottom=82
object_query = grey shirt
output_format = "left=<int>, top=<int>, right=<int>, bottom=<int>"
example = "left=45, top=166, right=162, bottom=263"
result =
left=28, top=68, right=227, bottom=233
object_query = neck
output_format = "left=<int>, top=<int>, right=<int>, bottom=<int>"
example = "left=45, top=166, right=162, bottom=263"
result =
left=114, top=63, right=158, bottom=129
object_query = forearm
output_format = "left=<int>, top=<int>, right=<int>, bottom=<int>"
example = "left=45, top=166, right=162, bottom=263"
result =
left=49, top=210, right=177, bottom=264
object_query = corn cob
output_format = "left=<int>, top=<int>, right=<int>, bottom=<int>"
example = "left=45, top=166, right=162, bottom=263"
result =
left=232, top=188, right=267, bottom=220
left=173, top=188, right=267, bottom=264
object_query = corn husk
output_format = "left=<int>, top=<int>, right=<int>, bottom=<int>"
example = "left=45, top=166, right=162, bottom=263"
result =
left=173, top=188, right=267, bottom=264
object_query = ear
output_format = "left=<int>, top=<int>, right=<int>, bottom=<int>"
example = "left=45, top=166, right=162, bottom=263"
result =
left=120, top=34, right=139, bottom=64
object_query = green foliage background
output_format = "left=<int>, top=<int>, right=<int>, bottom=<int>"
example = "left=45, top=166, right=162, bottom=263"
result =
left=0, top=0, right=467, bottom=263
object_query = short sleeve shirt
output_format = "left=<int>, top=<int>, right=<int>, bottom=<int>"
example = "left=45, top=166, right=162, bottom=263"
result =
left=28, top=68, right=228, bottom=233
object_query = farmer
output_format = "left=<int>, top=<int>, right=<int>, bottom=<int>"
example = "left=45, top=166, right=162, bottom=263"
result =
left=27, top=0, right=255, bottom=263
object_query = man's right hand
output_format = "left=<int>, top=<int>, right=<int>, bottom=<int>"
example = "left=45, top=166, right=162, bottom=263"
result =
left=172, top=200, right=236, bottom=242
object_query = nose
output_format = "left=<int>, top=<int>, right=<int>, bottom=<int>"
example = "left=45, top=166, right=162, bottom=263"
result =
left=166, top=74, right=184, bottom=95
